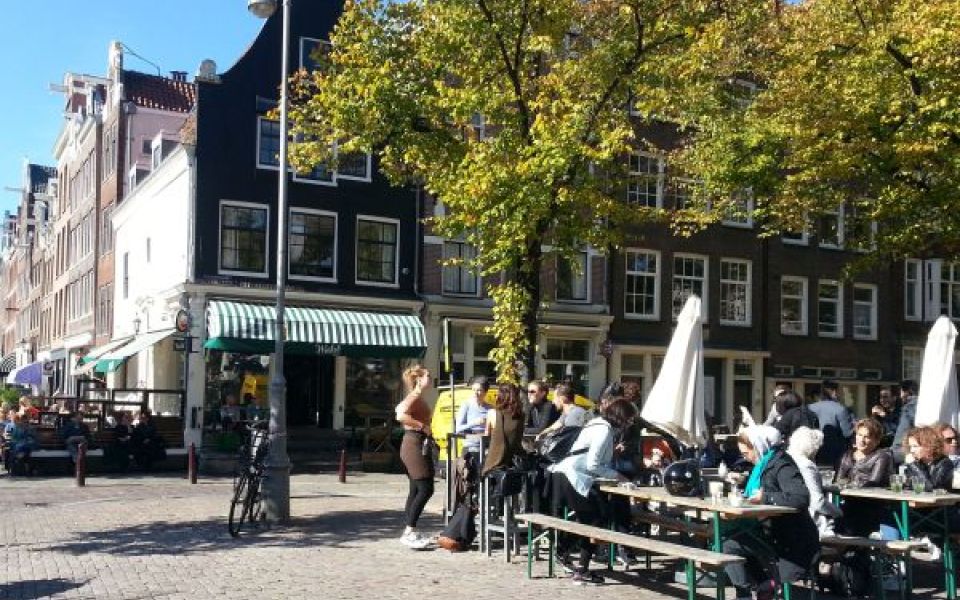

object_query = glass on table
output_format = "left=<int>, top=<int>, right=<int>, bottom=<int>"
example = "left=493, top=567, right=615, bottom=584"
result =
left=913, top=478, right=927, bottom=494
left=889, top=474, right=904, bottom=493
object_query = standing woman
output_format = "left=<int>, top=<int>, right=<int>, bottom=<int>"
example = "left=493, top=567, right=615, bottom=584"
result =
left=395, top=365, right=435, bottom=549
left=481, top=383, right=524, bottom=477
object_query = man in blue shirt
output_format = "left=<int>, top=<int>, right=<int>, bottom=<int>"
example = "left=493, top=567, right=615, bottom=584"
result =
left=807, top=380, right=854, bottom=466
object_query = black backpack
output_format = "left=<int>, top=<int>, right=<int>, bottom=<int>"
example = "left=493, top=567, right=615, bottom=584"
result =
left=537, top=425, right=584, bottom=463
left=437, top=502, right=477, bottom=552
left=825, top=550, right=871, bottom=598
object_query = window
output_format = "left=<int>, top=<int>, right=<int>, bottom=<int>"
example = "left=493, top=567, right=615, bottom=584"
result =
left=336, top=150, right=371, bottom=181
left=817, top=280, right=843, bottom=337
left=289, top=210, right=336, bottom=280
left=544, top=339, right=591, bottom=397
left=722, top=190, right=754, bottom=227
left=219, top=202, right=268, bottom=276
left=627, top=152, right=662, bottom=208
left=902, top=347, right=923, bottom=383
left=100, top=204, right=114, bottom=256
left=257, top=117, right=281, bottom=168
left=941, top=262, right=960, bottom=319
left=356, top=217, right=398, bottom=285
left=442, top=240, right=478, bottom=295
left=672, top=255, right=707, bottom=319
left=300, top=37, right=331, bottom=72
left=905, top=259, right=922, bottom=321
left=151, top=142, right=162, bottom=169
left=122, top=252, right=129, bottom=299
left=781, top=276, right=808, bottom=335
left=853, top=284, right=878, bottom=339
left=557, top=251, right=588, bottom=302
left=818, top=205, right=844, bottom=248
left=472, top=333, right=497, bottom=379
left=624, top=249, right=659, bottom=319
left=720, top=259, right=751, bottom=326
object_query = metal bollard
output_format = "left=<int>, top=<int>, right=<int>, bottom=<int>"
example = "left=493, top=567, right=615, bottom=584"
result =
left=76, top=442, right=87, bottom=487
left=188, top=442, right=198, bottom=484
left=338, top=447, right=347, bottom=483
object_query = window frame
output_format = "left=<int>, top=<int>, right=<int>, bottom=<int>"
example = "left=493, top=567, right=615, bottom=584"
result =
left=626, top=151, right=663, bottom=209
left=780, top=276, right=808, bottom=336
left=299, top=37, right=332, bottom=72
left=624, top=248, right=660, bottom=321
left=816, top=279, right=844, bottom=338
left=218, top=200, right=270, bottom=278
left=719, top=258, right=752, bottom=327
left=556, top=250, right=590, bottom=304
left=355, top=215, right=400, bottom=288
left=818, top=204, right=845, bottom=249
left=671, top=253, right=708, bottom=320
left=288, top=208, right=338, bottom=283
left=905, top=258, right=922, bottom=321
left=442, top=239, right=480, bottom=297
left=721, top=189, right=755, bottom=228
left=853, top=283, right=878, bottom=340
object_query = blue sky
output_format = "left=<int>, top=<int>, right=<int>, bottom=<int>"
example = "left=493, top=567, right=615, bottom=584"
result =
left=0, top=2, right=266, bottom=214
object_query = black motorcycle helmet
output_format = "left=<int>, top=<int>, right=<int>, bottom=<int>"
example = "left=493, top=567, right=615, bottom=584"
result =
left=663, top=459, right=702, bottom=497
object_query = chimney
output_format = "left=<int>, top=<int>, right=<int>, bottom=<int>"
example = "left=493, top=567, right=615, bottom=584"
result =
left=170, top=71, right=187, bottom=82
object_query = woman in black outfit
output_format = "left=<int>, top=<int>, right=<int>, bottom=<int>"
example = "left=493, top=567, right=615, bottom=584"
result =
left=834, top=418, right=895, bottom=536
left=724, top=426, right=819, bottom=600
left=904, top=425, right=954, bottom=491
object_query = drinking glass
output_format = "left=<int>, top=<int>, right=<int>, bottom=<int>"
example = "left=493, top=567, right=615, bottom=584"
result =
left=889, top=474, right=903, bottom=493
left=913, top=479, right=927, bottom=494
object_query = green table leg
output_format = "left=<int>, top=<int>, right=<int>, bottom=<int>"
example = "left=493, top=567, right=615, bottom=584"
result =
left=686, top=559, right=696, bottom=600
left=944, top=507, right=956, bottom=600
left=899, top=501, right=913, bottom=598
left=527, top=522, right=533, bottom=579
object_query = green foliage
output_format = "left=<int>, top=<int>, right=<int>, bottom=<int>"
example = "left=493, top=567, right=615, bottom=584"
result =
left=680, top=0, right=960, bottom=259
left=288, top=0, right=754, bottom=381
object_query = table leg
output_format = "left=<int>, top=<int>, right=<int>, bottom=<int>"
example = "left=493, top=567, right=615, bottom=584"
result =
left=899, top=501, right=913, bottom=597
left=713, top=514, right=726, bottom=600
left=527, top=522, right=533, bottom=579
left=686, top=559, right=695, bottom=600
left=944, top=507, right=956, bottom=600
left=548, top=528, right=555, bottom=578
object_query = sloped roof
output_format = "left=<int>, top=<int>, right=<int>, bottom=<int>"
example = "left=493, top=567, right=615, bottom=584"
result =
left=124, top=71, right=196, bottom=113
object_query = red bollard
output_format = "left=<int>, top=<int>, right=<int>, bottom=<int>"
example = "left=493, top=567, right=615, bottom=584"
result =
left=188, top=442, right=198, bottom=484
left=338, top=447, right=347, bottom=483
left=75, top=442, right=87, bottom=487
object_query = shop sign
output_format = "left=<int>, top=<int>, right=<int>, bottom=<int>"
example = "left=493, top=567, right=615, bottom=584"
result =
left=315, top=343, right=342, bottom=356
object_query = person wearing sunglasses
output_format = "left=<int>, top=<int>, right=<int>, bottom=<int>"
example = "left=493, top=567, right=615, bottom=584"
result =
left=524, top=380, right=560, bottom=435
left=937, top=423, right=960, bottom=470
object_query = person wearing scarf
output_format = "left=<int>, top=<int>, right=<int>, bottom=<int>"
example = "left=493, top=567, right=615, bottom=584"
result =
left=723, top=426, right=819, bottom=600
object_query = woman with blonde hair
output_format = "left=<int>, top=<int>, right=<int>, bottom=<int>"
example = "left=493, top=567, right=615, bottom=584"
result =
left=394, top=364, right=434, bottom=549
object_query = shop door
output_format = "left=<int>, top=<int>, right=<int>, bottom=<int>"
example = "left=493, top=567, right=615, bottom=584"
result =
left=284, top=355, right=335, bottom=427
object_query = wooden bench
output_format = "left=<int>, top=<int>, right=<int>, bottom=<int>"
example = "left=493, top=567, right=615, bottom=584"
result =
left=517, top=513, right=743, bottom=600
left=634, top=511, right=712, bottom=541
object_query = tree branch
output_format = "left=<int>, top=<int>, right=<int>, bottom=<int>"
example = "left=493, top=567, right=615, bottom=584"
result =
left=884, top=42, right=923, bottom=97
left=476, top=0, right=533, bottom=142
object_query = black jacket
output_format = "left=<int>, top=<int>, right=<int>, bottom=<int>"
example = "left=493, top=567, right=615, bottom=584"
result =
left=905, top=455, right=954, bottom=491
left=774, top=406, right=819, bottom=440
left=525, top=401, right=560, bottom=434
left=757, top=448, right=820, bottom=569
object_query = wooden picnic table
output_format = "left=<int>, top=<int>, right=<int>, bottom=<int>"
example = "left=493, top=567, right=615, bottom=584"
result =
left=824, top=485, right=960, bottom=599
left=602, top=485, right=797, bottom=600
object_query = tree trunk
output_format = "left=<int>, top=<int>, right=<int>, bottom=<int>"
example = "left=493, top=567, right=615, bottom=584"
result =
left=517, top=238, right=542, bottom=384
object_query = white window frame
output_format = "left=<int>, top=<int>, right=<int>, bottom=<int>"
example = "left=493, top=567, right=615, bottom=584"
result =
left=941, top=262, right=960, bottom=320
left=255, top=116, right=285, bottom=172
left=818, top=204, right=845, bottom=249
left=721, top=189, right=754, bottom=228
left=902, top=346, right=923, bottom=383
left=624, top=248, right=660, bottom=321
left=719, top=258, right=752, bottom=326
left=442, top=239, right=480, bottom=297
left=355, top=215, right=400, bottom=288
left=258, top=116, right=370, bottom=185
left=853, top=283, right=878, bottom=340
left=817, top=280, right=843, bottom=338
left=627, top=151, right=663, bottom=208
left=556, top=250, right=590, bottom=304
left=780, top=276, right=808, bottom=336
left=905, top=258, right=922, bottom=321
left=217, top=200, right=270, bottom=278
left=672, top=253, right=708, bottom=320
left=288, top=208, right=338, bottom=283
left=333, top=147, right=373, bottom=183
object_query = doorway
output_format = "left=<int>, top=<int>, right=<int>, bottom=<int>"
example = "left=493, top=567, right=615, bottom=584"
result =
left=284, top=355, right=335, bottom=428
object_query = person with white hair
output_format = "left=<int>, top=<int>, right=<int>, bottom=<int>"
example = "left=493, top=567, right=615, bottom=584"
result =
left=788, top=426, right=841, bottom=537
left=723, top=425, right=819, bottom=600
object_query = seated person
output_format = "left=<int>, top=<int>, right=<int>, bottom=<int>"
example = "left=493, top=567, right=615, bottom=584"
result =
left=220, top=394, right=243, bottom=431
left=60, top=411, right=92, bottom=464
left=904, top=425, right=953, bottom=491
left=455, top=376, right=492, bottom=452
left=535, top=384, right=586, bottom=441
left=524, top=380, right=560, bottom=435
left=131, top=409, right=167, bottom=471
left=3, top=411, right=37, bottom=474
left=834, top=418, right=895, bottom=537
left=17, top=396, right=39, bottom=422
left=245, top=395, right=269, bottom=422
left=788, top=426, right=841, bottom=538
left=104, top=411, right=133, bottom=471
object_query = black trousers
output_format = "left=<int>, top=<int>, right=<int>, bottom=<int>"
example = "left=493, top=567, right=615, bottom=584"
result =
left=404, top=477, right=434, bottom=528
left=552, top=473, right=608, bottom=571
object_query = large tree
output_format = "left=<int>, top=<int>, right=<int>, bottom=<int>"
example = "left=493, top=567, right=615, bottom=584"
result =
left=287, top=0, right=756, bottom=382
left=680, top=0, right=960, bottom=257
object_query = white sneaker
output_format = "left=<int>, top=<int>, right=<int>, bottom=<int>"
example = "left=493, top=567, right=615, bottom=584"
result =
left=401, top=531, right=431, bottom=550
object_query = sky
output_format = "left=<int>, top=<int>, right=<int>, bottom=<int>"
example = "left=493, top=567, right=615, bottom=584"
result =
left=0, top=1, right=266, bottom=214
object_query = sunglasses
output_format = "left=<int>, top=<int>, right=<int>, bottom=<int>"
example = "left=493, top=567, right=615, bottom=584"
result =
left=944, top=436, right=958, bottom=444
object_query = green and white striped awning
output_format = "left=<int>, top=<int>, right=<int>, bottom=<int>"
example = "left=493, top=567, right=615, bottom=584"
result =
left=204, top=300, right=426, bottom=358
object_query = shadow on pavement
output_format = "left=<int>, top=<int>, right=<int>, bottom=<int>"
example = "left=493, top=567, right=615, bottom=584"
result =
left=0, top=578, right=86, bottom=599
left=37, top=508, right=442, bottom=557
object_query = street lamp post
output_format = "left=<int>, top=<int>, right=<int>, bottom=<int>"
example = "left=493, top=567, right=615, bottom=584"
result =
left=248, top=0, right=292, bottom=523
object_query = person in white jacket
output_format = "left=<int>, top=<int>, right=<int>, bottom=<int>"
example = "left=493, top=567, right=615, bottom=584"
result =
left=549, top=398, right=636, bottom=585
left=787, top=426, right=841, bottom=537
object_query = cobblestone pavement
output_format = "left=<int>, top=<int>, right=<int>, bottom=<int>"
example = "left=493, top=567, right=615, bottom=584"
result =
left=0, top=471, right=951, bottom=599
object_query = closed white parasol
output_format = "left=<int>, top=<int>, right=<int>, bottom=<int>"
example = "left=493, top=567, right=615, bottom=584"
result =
left=640, top=294, right=708, bottom=447
left=915, top=315, right=960, bottom=430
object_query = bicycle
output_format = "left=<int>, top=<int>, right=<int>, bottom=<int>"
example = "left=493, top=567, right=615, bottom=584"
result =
left=228, top=420, right=270, bottom=537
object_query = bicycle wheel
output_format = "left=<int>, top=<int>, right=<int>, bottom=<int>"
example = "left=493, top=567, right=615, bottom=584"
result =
left=244, top=471, right=264, bottom=526
left=228, top=471, right=251, bottom=537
